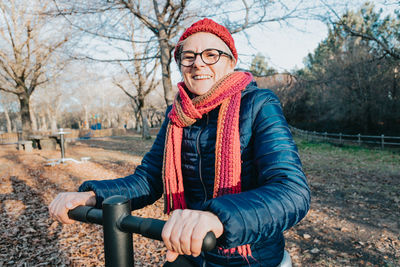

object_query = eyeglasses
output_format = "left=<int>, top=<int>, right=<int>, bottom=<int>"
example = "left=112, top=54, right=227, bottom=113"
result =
left=179, top=48, right=232, bottom=67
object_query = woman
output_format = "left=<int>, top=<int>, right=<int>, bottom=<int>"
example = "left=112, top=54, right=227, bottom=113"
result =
left=49, top=18, right=310, bottom=267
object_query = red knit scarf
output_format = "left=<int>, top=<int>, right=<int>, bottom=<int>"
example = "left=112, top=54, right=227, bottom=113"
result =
left=162, top=71, right=253, bottom=257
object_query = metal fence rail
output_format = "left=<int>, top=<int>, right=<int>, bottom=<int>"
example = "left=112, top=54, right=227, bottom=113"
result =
left=68, top=195, right=216, bottom=267
left=290, top=126, right=400, bottom=149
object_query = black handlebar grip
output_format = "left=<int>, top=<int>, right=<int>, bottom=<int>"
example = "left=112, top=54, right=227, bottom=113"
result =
left=67, top=205, right=92, bottom=222
left=202, top=231, right=217, bottom=252
left=68, top=206, right=103, bottom=224
left=201, top=231, right=217, bottom=252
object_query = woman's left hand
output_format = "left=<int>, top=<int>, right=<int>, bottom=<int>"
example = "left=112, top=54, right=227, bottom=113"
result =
left=161, top=209, right=224, bottom=262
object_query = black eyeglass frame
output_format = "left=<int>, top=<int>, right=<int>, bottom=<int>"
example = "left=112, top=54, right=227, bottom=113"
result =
left=179, top=48, right=233, bottom=67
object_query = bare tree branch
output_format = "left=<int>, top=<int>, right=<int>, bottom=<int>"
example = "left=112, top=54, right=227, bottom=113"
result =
left=0, top=0, right=71, bottom=133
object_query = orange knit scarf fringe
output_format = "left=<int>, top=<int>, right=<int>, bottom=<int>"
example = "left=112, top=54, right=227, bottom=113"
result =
left=162, top=71, right=253, bottom=258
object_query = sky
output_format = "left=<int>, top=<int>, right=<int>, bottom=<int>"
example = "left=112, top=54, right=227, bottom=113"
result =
left=234, top=19, right=328, bottom=72
left=229, top=0, right=398, bottom=72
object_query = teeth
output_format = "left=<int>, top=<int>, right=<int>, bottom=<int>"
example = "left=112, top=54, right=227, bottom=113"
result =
left=193, top=75, right=211, bottom=80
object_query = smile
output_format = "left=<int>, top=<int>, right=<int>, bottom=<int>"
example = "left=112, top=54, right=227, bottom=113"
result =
left=193, top=75, right=212, bottom=80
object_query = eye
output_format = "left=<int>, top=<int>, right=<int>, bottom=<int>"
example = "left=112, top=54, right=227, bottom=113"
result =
left=182, top=53, right=195, bottom=60
left=204, top=50, right=219, bottom=58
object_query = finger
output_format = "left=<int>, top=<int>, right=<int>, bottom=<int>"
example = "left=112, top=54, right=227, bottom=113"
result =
left=51, top=194, right=66, bottom=222
left=166, top=250, right=179, bottom=262
left=48, top=195, right=57, bottom=218
left=58, top=204, right=76, bottom=224
left=180, top=215, right=197, bottom=255
left=191, top=224, right=208, bottom=257
left=49, top=193, right=62, bottom=217
left=169, top=211, right=186, bottom=254
left=62, top=196, right=88, bottom=224
left=52, top=194, right=66, bottom=221
left=54, top=194, right=76, bottom=224
left=162, top=210, right=180, bottom=251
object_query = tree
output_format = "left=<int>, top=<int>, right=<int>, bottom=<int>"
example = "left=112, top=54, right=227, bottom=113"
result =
left=55, top=62, right=131, bottom=130
left=0, top=0, right=70, bottom=137
left=249, top=52, right=276, bottom=76
left=285, top=3, right=400, bottom=135
left=113, top=22, right=161, bottom=139
left=330, top=2, right=400, bottom=60
left=0, top=92, right=19, bottom=132
left=31, top=84, right=62, bottom=132
left=52, top=0, right=320, bottom=106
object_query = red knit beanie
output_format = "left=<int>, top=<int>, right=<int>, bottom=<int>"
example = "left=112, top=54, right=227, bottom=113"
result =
left=174, top=18, right=238, bottom=63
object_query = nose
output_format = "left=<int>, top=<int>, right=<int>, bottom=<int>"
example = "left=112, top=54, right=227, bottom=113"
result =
left=192, top=53, right=206, bottom=67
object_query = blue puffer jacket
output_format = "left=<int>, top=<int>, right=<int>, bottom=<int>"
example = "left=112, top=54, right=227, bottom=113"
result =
left=79, top=82, right=310, bottom=267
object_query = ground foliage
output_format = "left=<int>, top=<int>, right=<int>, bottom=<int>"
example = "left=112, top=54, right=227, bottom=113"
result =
left=0, top=134, right=399, bottom=266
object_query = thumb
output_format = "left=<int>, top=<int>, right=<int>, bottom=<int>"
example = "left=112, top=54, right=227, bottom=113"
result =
left=166, top=250, right=179, bottom=262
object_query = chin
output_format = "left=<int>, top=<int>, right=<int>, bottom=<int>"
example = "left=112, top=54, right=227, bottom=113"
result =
left=191, top=87, right=211, bottom=96
left=189, top=82, right=213, bottom=96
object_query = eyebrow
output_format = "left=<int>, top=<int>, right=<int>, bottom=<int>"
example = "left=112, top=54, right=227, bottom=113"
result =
left=181, top=50, right=196, bottom=53
left=181, top=48, right=225, bottom=53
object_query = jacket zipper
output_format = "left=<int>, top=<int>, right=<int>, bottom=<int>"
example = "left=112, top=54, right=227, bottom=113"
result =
left=196, top=113, right=209, bottom=204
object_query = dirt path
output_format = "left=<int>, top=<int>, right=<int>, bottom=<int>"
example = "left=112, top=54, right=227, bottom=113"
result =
left=0, top=136, right=399, bottom=266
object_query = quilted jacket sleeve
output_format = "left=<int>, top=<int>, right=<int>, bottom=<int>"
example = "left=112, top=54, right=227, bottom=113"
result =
left=204, top=91, right=310, bottom=249
left=78, top=107, right=171, bottom=209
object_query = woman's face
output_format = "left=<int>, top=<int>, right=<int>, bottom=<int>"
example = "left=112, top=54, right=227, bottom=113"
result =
left=180, top=32, right=236, bottom=96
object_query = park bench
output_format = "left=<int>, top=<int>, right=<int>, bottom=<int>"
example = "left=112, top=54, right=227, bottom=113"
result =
left=29, top=135, right=58, bottom=150
left=17, top=140, right=33, bottom=152
left=28, top=129, right=72, bottom=152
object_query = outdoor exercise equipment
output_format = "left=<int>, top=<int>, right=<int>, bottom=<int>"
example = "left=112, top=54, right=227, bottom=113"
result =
left=68, top=195, right=216, bottom=267
left=68, top=195, right=292, bottom=266
left=46, top=128, right=90, bottom=166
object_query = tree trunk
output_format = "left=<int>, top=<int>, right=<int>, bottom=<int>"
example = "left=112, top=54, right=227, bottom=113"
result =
left=40, top=113, right=47, bottom=131
left=158, top=33, right=174, bottom=106
left=105, top=117, right=111, bottom=128
left=30, top=106, right=38, bottom=132
left=50, top=116, right=57, bottom=131
left=127, top=118, right=134, bottom=129
left=4, top=107, right=12, bottom=133
left=18, top=94, right=32, bottom=139
left=46, top=107, right=58, bottom=131
left=140, top=109, right=151, bottom=140
left=12, top=121, right=18, bottom=132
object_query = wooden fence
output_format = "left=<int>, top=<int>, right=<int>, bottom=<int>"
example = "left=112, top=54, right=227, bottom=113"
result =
left=290, top=126, right=400, bottom=149
left=0, top=132, right=18, bottom=144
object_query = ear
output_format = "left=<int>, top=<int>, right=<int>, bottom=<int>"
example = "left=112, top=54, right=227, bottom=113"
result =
left=229, top=58, right=237, bottom=71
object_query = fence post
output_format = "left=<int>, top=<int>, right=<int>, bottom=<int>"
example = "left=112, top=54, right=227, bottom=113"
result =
left=313, top=131, right=316, bottom=141
left=381, top=134, right=385, bottom=149
left=358, top=134, right=361, bottom=146
left=339, top=133, right=342, bottom=145
left=102, top=195, right=134, bottom=267
left=324, top=132, right=327, bottom=142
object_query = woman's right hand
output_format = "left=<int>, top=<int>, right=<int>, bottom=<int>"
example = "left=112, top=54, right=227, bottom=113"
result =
left=48, top=191, right=96, bottom=224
